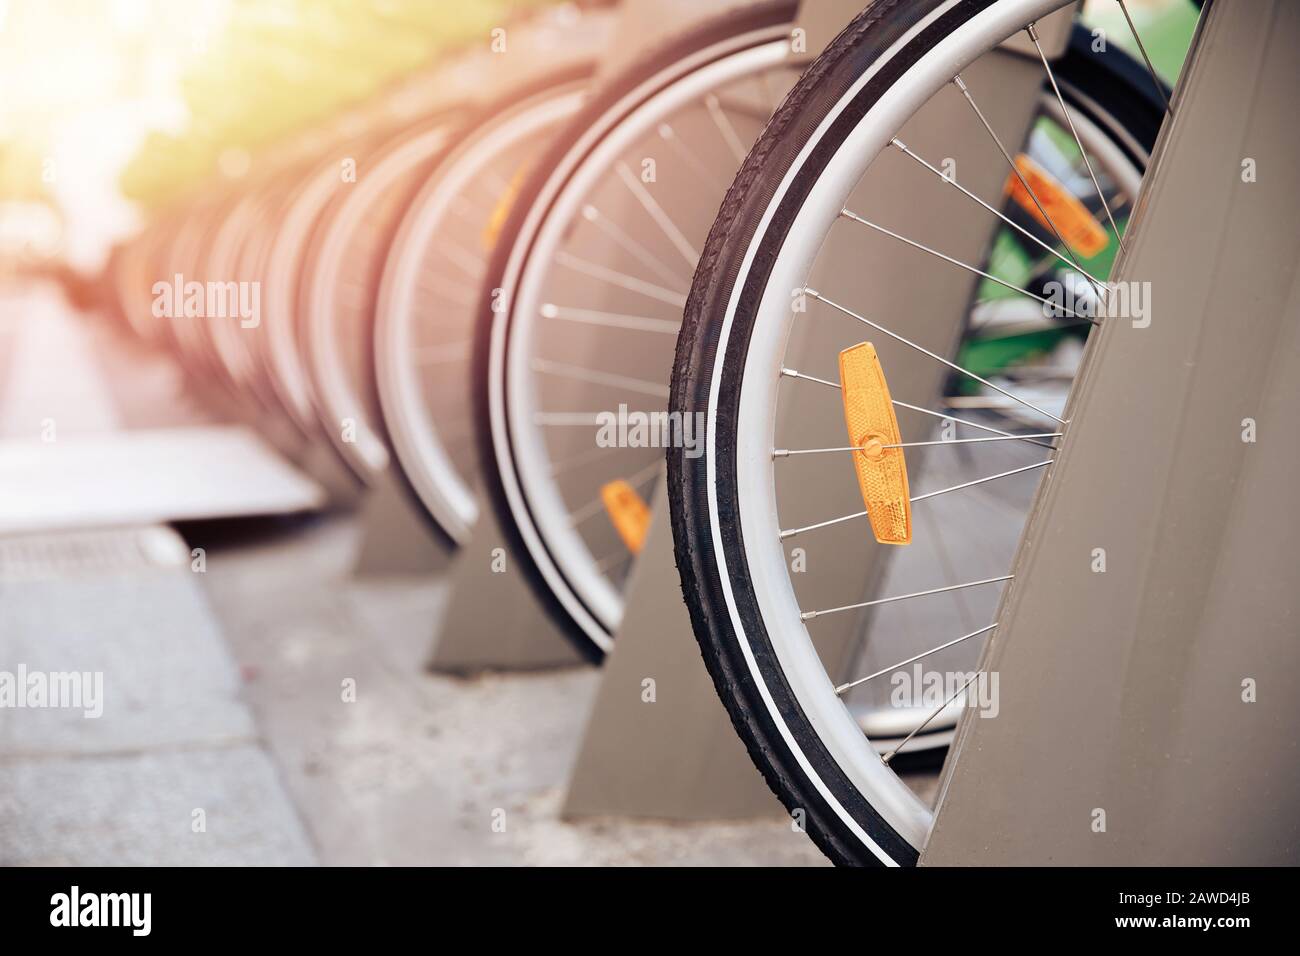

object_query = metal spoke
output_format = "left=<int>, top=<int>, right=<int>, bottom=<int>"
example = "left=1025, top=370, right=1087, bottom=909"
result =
left=895, top=399, right=1057, bottom=449
left=805, top=576, right=1011, bottom=623
left=416, top=274, right=478, bottom=308
left=952, top=72, right=1097, bottom=285
left=778, top=459, right=1052, bottom=539
left=777, top=368, right=1058, bottom=449
left=614, top=161, right=699, bottom=266
left=658, top=121, right=729, bottom=192
left=541, top=303, right=680, bottom=335
left=835, top=623, right=998, bottom=694
left=1116, top=0, right=1173, bottom=116
left=704, top=93, right=749, bottom=163
left=550, top=443, right=617, bottom=478
left=889, top=137, right=1106, bottom=294
left=779, top=366, right=840, bottom=389
left=554, top=251, right=687, bottom=308
left=806, top=288, right=1069, bottom=424
left=774, top=433, right=1061, bottom=457
left=882, top=670, right=983, bottom=764
left=838, top=209, right=1094, bottom=324
left=438, top=239, right=485, bottom=279
left=1026, top=23, right=1127, bottom=254
left=569, top=491, right=613, bottom=527
left=580, top=204, right=689, bottom=287
left=531, top=358, right=671, bottom=399
left=569, top=459, right=662, bottom=529
left=594, top=547, right=634, bottom=574
left=909, top=458, right=1051, bottom=503
left=533, top=412, right=604, bottom=426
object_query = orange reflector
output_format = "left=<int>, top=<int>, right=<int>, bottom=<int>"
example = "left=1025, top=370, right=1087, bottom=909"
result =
left=482, top=166, right=528, bottom=251
left=1005, top=153, right=1109, bottom=258
left=839, top=342, right=911, bottom=545
left=601, top=480, right=652, bottom=555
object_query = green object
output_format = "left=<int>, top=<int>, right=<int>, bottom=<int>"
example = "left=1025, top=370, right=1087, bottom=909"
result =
left=120, top=0, right=547, bottom=209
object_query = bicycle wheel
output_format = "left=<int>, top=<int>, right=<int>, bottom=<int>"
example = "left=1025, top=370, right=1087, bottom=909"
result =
left=201, top=170, right=312, bottom=423
left=478, top=0, right=803, bottom=657
left=670, top=0, right=1180, bottom=865
left=300, top=114, right=457, bottom=483
left=375, top=70, right=593, bottom=546
left=260, top=144, right=373, bottom=439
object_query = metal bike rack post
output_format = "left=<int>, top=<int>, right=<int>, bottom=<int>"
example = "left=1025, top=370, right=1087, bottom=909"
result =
left=426, top=482, right=587, bottom=672
left=352, top=470, right=453, bottom=577
left=562, top=479, right=783, bottom=819
left=924, top=0, right=1300, bottom=865
left=562, top=37, right=1052, bottom=818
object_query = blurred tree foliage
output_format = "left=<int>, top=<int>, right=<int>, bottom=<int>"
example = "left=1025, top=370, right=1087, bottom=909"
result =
left=120, top=0, right=547, bottom=209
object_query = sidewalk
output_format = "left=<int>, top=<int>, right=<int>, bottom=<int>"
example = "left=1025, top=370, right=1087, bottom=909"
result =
left=0, top=287, right=829, bottom=866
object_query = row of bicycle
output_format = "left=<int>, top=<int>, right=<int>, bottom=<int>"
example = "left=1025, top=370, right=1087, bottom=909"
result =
left=106, top=0, right=1183, bottom=865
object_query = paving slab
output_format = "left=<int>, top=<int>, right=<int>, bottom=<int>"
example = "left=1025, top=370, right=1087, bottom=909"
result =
left=0, top=746, right=315, bottom=866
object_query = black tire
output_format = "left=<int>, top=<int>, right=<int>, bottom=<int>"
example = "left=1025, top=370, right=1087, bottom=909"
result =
left=669, top=1, right=1167, bottom=866
left=474, top=0, right=800, bottom=661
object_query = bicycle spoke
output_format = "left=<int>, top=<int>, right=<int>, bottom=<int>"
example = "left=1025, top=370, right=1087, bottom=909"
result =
left=1116, top=0, right=1173, bottom=116
left=835, top=623, right=998, bottom=694
left=805, top=288, right=1070, bottom=424
left=778, top=460, right=1052, bottom=540
left=614, top=160, right=700, bottom=266
left=531, top=357, right=671, bottom=398
left=438, top=239, right=485, bottom=278
left=774, top=433, right=1061, bottom=457
left=838, top=209, right=1094, bottom=323
left=416, top=274, right=478, bottom=308
left=952, top=72, right=1097, bottom=285
left=580, top=204, right=690, bottom=287
left=778, top=368, right=1059, bottom=449
left=909, top=458, right=1051, bottom=503
left=882, top=670, right=983, bottom=764
left=533, top=412, right=604, bottom=426
left=554, top=250, right=687, bottom=307
left=569, top=491, right=614, bottom=527
left=889, top=137, right=1106, bottom=293
left=703, top=93, right=749, bottom=163
left=550, top=443, right=618, bottom=478
left=805, top=575, right=1011, bottom=623
left=1026, top=23, right=1127, bottom=253
left=569, top=459, right=661, bottom=529
left=541, top=303, right=680, bottom=334
left=658, top=120, right=729, bottom=191
left=779, top=366, right=841, bottom=389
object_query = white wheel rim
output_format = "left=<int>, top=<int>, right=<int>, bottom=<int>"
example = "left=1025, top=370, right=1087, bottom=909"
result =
left=707, top=0, right=1094, bottom=860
